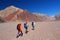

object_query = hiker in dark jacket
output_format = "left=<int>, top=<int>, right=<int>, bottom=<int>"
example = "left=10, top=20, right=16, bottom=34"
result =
left=32, top=22, right=35, bottom=30
left=24, top=22, right=28, bottom=33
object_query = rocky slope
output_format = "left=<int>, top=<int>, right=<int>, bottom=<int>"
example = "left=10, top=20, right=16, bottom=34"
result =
left=0, top=6, right=59, bottom=22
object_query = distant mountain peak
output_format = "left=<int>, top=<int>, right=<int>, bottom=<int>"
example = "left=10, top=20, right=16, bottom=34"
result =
left=7, top=5, right=23, bottom=12
left=8, top=5, right=19, bottom=9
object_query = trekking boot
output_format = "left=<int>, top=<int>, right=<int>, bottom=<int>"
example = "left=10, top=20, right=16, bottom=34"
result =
left=16, top=34, right=19, bottom=38
left=25, top=31, right=29, bottom=34
left=16, top=36, right=19, bottom=38
left=32, top=28, right=34, bottom=30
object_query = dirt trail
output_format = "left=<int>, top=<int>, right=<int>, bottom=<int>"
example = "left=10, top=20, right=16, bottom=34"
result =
left=0, top=21, right=60, bottom=40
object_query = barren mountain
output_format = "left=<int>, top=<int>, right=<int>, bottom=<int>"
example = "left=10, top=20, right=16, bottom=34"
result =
left=0, top=6, right=41, bottom=22
left=33, top=13, right=56, bottom=21
left=0, top=6, right=24, bottom=21
left=0, top=6, right=18, bottom=17
left=55, top=14, right=60, bottom=21
left=0, top=6, right=58, bottom=22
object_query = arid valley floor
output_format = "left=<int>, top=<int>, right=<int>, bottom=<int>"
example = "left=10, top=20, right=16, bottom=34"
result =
left=0, top=21, right=60, bottom=40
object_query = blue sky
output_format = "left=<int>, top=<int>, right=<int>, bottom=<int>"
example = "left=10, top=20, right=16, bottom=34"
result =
left=0, top=0, right=60, bottom=16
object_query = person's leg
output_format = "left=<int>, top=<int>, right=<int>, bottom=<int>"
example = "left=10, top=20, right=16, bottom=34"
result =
left=32, top=25, right=34, bottom=30
left=26, top=27, right=27, bottom=31
left=18, top=30, right=20, bottom=34
left=25, top=27, right=29, bottom=33
left=18, top=31, right=23, bottom=36
left=33, top=25, right=34, bottom=29
left=16, top=30, right=20, bottom=38
left=25, top=27, right=27, bottom=33
left=21, top=31, right=23, bottom=36
left=21, top=31, right=23, bottom=33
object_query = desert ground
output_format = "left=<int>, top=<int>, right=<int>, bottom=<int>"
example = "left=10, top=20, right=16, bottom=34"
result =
left=0, top=21, right=60, bottom=40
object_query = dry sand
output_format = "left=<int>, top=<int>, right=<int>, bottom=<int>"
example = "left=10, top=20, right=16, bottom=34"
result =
left=0, top=21, right=60, bottom=40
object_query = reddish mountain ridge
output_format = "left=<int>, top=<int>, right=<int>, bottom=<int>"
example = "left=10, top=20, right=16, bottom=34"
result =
left=0, top=6, right=56, bottom=22
left=0, top=6, right=42, bottom=22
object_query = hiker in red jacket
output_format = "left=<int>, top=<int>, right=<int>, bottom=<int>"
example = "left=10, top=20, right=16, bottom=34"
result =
left=16, top=24, right=23, bottom=38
